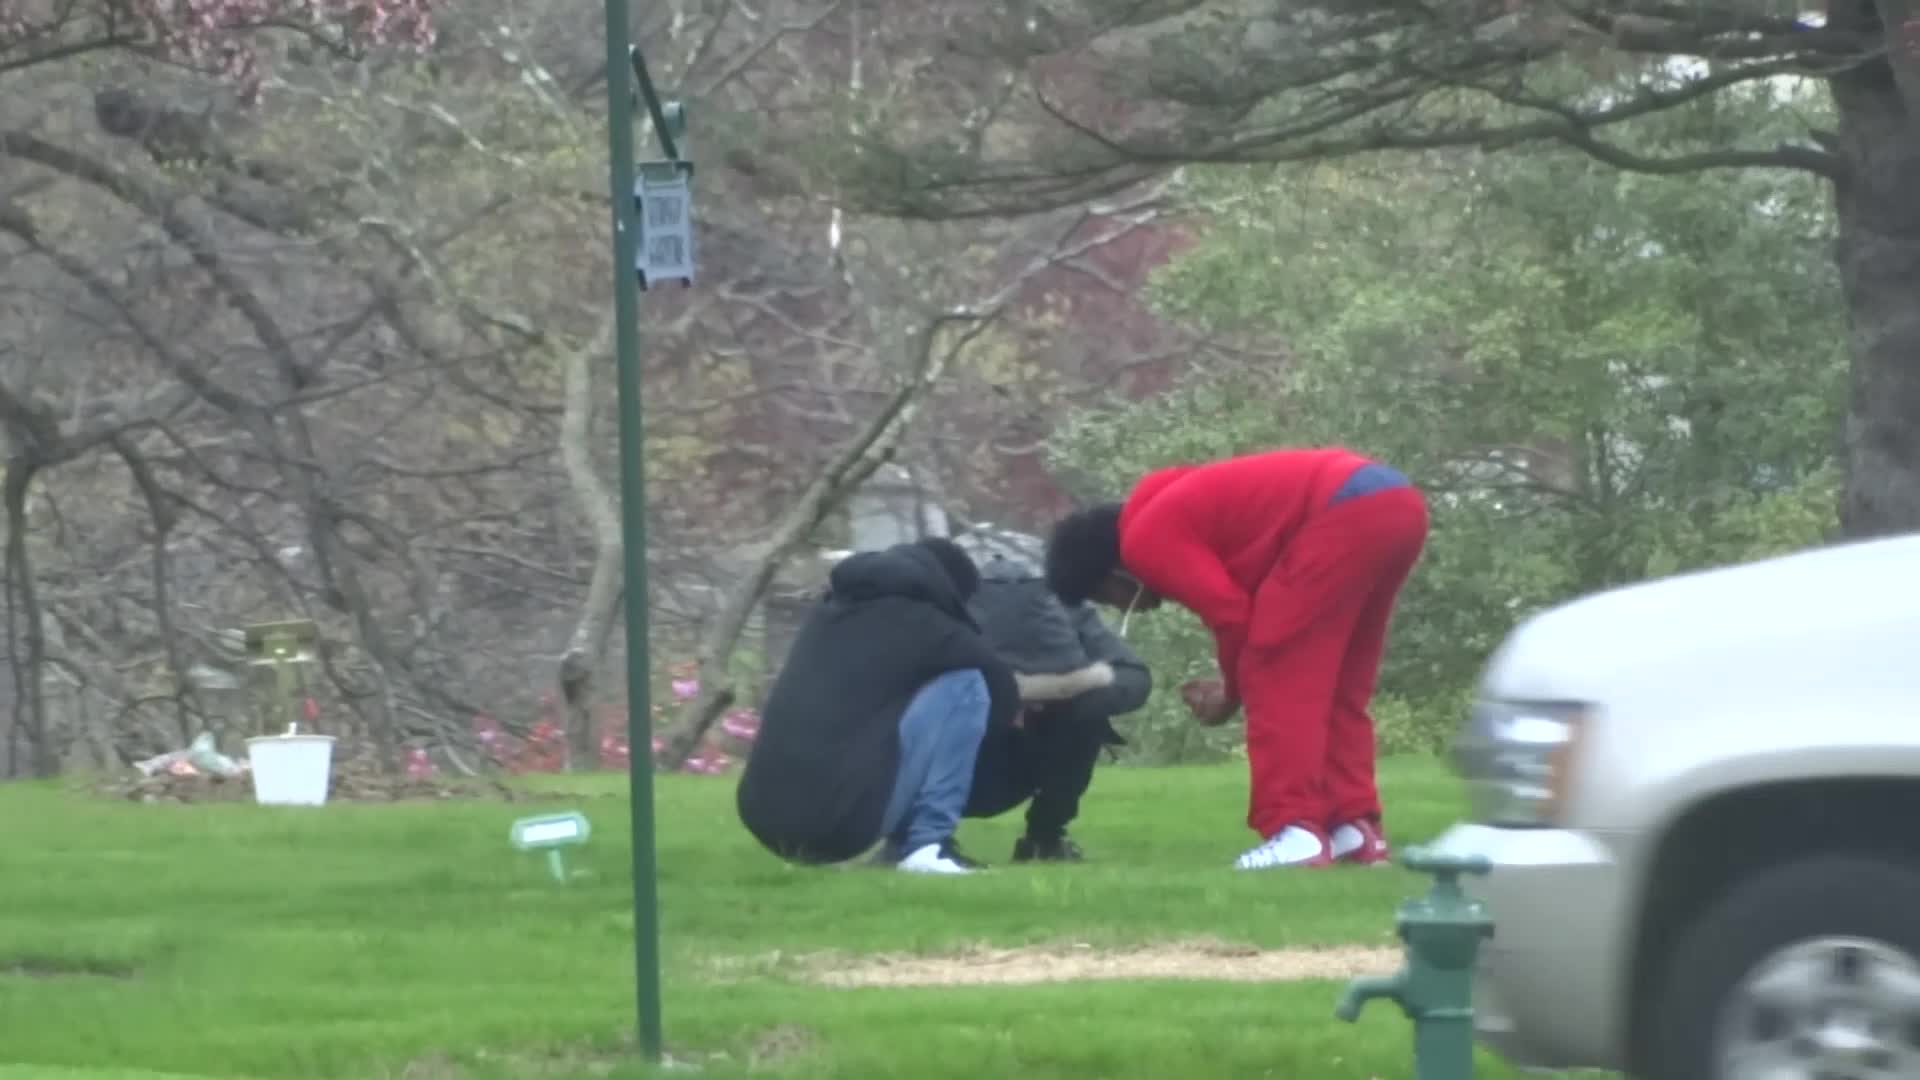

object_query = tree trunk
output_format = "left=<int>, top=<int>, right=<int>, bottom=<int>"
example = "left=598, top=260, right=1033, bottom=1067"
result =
left=555, top=317, right=622, bottom=771
left=657, top=318, right=974, bottom=769
left=2, top=461, right=53, bottom=776
left=1830, top=50, right=1920, bottom=538
left=650, top=199, right=1161, bottom=767
left=114, top=439, right=193, bottom=745
left=655, top=375, right=935, bottom=768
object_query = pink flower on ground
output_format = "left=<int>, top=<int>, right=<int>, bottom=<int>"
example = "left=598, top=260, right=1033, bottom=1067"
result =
left=670, top=677, right=699, bottom=701
left=405, top=748, right=437, bottom=779
left=598, top=732, right=630, bottom=768
left=720, top=708, right=760, bottom=741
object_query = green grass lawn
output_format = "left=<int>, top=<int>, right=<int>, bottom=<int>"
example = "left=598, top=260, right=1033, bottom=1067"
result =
left=0, top=757, right=1610, bottom=1079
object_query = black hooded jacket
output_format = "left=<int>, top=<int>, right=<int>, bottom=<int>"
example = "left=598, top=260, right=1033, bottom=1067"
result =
left=967, top=552, right=1152, bottom=724
left=736, top=543, right=1021, bottom=864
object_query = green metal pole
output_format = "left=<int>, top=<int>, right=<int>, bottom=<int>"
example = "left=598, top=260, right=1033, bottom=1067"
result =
left=602, top=3, right=664, bottom=1063
left=1415, top=1017, right=1477, bottom=1080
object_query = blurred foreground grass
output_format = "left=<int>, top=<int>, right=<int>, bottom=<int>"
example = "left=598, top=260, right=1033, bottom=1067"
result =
left=0, top=758, right=1609, bottom=1079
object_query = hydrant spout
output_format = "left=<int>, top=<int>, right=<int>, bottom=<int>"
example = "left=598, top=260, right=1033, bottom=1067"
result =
left=1335, top=972, right=1407, bottom=1023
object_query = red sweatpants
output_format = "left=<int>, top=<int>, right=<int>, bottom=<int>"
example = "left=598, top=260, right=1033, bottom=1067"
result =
left=1236, top=485, right=1429, bottom=839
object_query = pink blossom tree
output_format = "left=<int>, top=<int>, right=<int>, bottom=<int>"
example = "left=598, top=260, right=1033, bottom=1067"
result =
left=0, top=0, right=432, bottom=97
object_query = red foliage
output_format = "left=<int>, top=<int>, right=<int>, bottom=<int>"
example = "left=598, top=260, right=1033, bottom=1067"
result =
left=988, top=213, right=1197, bottom=514
left=470, top=713, right=568, bottom=774
left=463, top=667, right=758, bottom=777
left=0, top=0, right=434, bottom=101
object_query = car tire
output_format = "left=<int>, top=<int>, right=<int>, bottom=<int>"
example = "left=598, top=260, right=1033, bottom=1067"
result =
left=1642, top=853, right=1920, bottom=1080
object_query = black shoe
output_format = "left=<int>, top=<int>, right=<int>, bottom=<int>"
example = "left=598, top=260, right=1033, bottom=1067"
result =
left=944, top=841, right=987, bottom=870
left=1013, top=833, right=1084, bottom=862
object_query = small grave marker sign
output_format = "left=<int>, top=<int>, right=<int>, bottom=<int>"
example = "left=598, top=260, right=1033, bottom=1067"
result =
left=510, top=810, right=592, bottom=883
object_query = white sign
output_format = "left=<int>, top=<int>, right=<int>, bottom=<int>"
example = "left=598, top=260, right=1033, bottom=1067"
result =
left=520, top=819, right=582, bottom=845
left=634, top=162, right=695, bottom=289
left=508, top=810, right=592, bottom=884
left=510, top=810, right=592, bottom=851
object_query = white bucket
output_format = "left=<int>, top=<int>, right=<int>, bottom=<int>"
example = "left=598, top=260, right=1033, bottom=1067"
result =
left=246, top=735, right=336, bottom=806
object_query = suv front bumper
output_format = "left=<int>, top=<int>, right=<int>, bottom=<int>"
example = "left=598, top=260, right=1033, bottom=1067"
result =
left=1427, top=823, right=1634, bottom=1072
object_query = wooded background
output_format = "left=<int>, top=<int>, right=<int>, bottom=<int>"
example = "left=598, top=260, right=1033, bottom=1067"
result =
left=2, top=1, right=1901, bottom=775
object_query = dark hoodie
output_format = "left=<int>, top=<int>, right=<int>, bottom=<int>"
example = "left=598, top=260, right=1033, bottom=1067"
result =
left=967, top=550, right=1152, bottom=725
left=735, top=543, right=1021, bottom=864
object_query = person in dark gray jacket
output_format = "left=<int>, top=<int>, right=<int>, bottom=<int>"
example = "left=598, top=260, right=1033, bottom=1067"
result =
left=938, top=529, right=1152, bottom=861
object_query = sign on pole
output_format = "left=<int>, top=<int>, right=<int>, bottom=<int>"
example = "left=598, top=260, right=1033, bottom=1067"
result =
left=634, top=161, right=696, bottom=289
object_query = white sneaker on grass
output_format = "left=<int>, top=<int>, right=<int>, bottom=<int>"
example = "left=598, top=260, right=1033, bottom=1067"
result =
left=1233, top=824, right=1333, bottom=870
left=1330, top=818, right=1392, bottom=866
left=897, top=840, right=982, bottom=874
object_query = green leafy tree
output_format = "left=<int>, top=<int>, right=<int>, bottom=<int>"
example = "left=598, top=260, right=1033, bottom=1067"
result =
left=1054, top=96, right=1846, bottom=756
left=843, top=3, right=1917, bottom=539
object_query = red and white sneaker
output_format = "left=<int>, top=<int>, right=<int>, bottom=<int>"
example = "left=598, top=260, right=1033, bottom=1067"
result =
left=1234, top=824, right=1333, bottom=870
left=1331, top=818, right=1391, bottom=866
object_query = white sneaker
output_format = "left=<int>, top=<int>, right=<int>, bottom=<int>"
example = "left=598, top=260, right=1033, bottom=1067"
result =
left=1330, top=819, right=1392, bottom=866
left=897, top=841, right=980, bottom=874
left=1234, top=824, right=1333, bottom=870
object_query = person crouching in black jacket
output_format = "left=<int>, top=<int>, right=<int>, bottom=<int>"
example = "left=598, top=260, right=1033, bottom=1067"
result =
left=736, top=539, right=1020, bottom=874
left=948, top=532, right=1153, bottom=862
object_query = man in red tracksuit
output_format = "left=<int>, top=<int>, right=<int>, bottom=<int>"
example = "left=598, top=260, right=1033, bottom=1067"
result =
left=1043, top=448, right=1428, bottom=870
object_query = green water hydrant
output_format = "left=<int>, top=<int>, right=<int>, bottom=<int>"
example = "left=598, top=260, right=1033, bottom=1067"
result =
left=1334, top=846, right=1494, bottom=1080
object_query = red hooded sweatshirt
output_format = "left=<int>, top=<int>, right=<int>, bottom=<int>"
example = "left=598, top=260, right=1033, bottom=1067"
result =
left=1116, top=447, right=1372, bottom=701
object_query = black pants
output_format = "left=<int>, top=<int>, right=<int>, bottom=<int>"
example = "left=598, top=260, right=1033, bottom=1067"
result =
left=962, top=699, right=1116, bottom=839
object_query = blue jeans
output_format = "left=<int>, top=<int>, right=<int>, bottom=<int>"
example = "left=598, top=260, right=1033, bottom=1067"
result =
left=1329, top=462, right=1411, bottom=505
left=877, top=669, right=989, bottom=855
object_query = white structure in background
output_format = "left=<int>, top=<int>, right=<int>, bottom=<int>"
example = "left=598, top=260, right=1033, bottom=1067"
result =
left=951, top=522, right=1045, bottom=569
left=819, top=470, right=1047, bottom=585
left=847, top=463, right=948, bottom=551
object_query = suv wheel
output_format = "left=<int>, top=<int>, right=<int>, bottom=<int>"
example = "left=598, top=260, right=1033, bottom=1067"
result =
left=1646, top=854, right=1920, bottom=1080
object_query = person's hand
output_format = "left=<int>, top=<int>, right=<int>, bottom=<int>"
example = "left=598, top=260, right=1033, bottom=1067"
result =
left=1180, top=678, right=1237, bottom=726
left=1193, top=695, right=1239, bottom=726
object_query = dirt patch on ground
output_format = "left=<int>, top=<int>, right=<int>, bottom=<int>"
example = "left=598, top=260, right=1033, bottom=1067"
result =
left=91, top=758, right=521, bottom=804
left=808, top=939, right=1402, bottom=988
left=401, top=1029, right=814, bottom=1076
left=746, top=1024, right=818, bottom=1066
left=0, top=954, right=138, bottom=980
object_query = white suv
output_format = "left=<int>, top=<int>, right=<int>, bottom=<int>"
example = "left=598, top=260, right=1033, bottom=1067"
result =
left=1434, top=533, right=1920, bottom=1080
